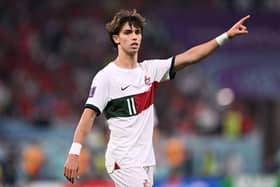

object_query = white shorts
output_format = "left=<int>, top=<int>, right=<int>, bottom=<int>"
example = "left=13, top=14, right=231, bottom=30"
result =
left=109, top=166, right=154, bottom=187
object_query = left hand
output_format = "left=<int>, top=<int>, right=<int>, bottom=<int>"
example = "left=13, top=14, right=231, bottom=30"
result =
left=227, top=15, right=250, bottom=38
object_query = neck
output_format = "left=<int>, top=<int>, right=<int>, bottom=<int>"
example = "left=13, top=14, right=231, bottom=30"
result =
left=114, top=49, right=138, bottom=69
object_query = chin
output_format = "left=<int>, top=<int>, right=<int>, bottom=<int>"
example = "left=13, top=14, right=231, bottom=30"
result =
left=127, top=49, right=139, bottom=55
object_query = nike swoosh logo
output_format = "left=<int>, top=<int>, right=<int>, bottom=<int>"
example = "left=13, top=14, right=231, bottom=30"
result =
left=121, top=85, right=130, bottom=91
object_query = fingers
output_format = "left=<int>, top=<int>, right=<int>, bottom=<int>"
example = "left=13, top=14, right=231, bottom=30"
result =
left=69, top=168, right=74, bottom=183
left=240, top=25, right=247, bottom=31
left=64, top=156, right=80, bottom=184
left=70, top=167, right=79, bottom=184
left=64, top=166, right=79, bottom=184
left=228, top=15, right=250, bottom=38
left=64, top=167, right=71, bottom=183
left=238, top=25, right=248, bottom=33
left=238, top=15, right=250, bottom=24
left=239, top=29, right=248, bottom=34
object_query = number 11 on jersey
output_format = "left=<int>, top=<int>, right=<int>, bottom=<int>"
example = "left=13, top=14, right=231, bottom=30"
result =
left=127, top=97, right=137, bottom=115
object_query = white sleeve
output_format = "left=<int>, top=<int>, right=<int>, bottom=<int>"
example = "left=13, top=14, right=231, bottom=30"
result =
left=84, top=71, right=109, bottom=116
left=145, top=56, right=176, bottom=82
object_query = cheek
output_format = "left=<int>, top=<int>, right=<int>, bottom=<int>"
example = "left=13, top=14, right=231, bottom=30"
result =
left=119, top=37, right=127, bottom=44
left=123, top=39, right=130, bottom=45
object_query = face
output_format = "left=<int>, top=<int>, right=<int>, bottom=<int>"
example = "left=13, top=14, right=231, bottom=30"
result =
left=113, top=22, right=142, bottom=55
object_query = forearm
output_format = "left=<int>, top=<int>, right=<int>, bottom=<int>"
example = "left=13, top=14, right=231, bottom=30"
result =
left=64, top=109, right=96, bottom=183
left=174, top=15, right=250, bottom=72
left=174, top=39, right=219, bottom=72
left=72, top=108, right=96, bottom=145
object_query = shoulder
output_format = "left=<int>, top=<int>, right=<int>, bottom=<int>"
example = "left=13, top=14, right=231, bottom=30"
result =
left=140, top=59, right=158, bottom=65
left=139, top=57, right=173, bottom=68
left=140, top=57, right=173, bottom=64
left=138, top=59, right=156, bottom=68
left=92, top=63, right=113, bottom=82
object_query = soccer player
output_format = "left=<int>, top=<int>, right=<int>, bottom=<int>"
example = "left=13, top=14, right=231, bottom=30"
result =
left=64, top=9, right=250, bottom=186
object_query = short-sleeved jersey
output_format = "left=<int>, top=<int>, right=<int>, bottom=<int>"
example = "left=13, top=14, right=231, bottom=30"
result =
left=85, top=57, right=175, bottom=173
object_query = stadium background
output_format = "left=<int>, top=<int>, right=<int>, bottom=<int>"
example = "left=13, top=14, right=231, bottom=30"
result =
left=0, top=0, right=280, bottom=186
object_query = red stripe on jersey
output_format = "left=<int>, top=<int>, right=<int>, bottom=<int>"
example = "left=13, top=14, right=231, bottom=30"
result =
left=114, top=162, right=120, bottom=170
left=134, top=81, right=158, bottom=113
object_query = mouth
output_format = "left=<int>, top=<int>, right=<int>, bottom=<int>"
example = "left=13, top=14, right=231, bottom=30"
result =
left=130, top=43, right=139, bottom=48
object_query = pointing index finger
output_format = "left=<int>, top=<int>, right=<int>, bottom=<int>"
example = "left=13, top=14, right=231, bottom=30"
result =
left=239, top=15, right=251, bottom=24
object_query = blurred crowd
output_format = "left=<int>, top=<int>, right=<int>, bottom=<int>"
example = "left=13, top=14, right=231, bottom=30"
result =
left=0, top=0, right=280, bottom=186
left=0, top=0, right=278, bottom=125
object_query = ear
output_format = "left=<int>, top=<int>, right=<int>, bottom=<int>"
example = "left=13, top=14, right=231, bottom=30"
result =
left=112, top=35, right=120, bottom=45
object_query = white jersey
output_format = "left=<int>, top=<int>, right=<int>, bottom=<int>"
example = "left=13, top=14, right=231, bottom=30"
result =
left=85, top=57, right=175, bottom=173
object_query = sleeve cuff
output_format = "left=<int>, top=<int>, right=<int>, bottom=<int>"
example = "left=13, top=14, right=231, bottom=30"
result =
left=169, top=56, right=176, bottom=80
left=84, top=104, right=101, bottom=116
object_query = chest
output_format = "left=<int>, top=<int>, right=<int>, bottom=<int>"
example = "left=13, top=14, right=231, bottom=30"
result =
left=109, top=68, right=154, bottom=99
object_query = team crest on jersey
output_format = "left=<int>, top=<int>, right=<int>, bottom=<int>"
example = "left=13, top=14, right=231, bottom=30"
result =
left=89, top=87, right=96, bottom=97
left=144, top=76, right=151, bottom=86
left=143, top=179, right=151, bottom=187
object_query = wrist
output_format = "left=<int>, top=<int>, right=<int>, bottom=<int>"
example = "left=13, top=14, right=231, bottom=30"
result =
left=69, top=142, right=82, bottom=156
left=215, top=32, right=230, bottom=46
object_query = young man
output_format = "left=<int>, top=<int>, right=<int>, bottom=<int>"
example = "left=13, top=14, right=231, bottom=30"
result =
left=64, top=9, right=250, bottom=186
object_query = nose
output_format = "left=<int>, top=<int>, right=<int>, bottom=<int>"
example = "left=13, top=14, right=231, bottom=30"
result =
left=132, top=31, right=140, bottom=40
left=132, top=33, right=137, bottom=40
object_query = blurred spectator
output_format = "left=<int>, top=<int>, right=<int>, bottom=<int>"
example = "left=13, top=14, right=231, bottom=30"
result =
left=201, top=150, right=219, bottom=176
left=222, top=109, right=243, bottom=139
left=21, top=143, right=45, bottom=181
left=165, top=138, right=185, bottom=170
left=0, top=143, right=18, bottom=187
left=264, top=154, right=278, bottom=174
left=224, top=151, right=242, bottom=177
left=195, top=102, right=220, bottom=135
left=223, top=101, right=255, bottom=139
left=0, top=81, right=11, bottom=115
left=92, top=153, right=106, bottom=178
left=165, top=138, right=192, bottom=177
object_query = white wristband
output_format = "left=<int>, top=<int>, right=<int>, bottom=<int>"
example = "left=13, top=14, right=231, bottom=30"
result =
left=69, top=142, right=82, bottom=155
left=215, top=32, right=229, bottom=46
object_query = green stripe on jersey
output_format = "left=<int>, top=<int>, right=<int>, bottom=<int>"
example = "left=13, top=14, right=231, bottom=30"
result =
left=104, top=95, right=137, bottom=119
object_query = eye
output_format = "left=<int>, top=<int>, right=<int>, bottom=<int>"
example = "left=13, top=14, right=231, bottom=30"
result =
left=135, top=29, right=141, bottom=35
left=124, top=30, right=132, bottom=35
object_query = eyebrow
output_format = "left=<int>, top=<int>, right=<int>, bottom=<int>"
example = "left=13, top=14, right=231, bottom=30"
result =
left=123, top=28, right=141, bottom=32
